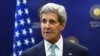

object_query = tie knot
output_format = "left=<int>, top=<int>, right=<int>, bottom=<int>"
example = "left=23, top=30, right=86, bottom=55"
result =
left=51, top=44, right=56, bottom=49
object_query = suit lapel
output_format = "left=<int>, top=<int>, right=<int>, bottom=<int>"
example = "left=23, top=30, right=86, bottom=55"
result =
left=63, top=39, right=73, bottom=56
left=37, top=41, right=46, bottom=56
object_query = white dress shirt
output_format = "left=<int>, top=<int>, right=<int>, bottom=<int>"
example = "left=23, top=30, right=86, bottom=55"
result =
left=44, top=35, right=63, bottom=56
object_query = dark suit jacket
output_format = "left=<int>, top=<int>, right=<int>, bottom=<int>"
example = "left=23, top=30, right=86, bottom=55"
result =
left=21, top=38, right=89, bottom=56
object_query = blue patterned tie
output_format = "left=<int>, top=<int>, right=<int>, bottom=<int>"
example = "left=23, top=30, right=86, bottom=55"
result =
left=51, top=44, right=56, bottom=56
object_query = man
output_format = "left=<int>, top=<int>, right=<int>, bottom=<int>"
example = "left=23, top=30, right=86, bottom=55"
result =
left=21, top=3, right=89, bottom=56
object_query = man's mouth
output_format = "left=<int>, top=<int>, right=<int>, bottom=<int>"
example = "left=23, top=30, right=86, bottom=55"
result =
left=44, top=32, right=52, bottom=34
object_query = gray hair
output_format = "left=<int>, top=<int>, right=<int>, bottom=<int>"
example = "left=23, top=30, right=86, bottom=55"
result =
left=39, top=3, right=67, bottom=24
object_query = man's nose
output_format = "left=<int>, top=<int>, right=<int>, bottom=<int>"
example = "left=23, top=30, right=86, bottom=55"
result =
left=45, top=22, right=50, bottom=28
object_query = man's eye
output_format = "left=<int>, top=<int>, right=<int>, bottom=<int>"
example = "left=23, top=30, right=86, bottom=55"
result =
left=50, top=20, right=56, bottom=24
left=41, top=19, right=46, bottom=23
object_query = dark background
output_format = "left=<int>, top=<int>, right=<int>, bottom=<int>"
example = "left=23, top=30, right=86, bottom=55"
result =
left=0, top=0, right=100, bottom=56
left=0, top=0, right=16, bottom=56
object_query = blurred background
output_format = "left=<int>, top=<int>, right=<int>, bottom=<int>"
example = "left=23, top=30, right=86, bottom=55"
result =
left=0, top=0, right=100, bottom=56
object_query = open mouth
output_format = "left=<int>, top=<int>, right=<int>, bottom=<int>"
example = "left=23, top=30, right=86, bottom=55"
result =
left=44, top=32, right=52, bottom=34
left=44, top=32, right=51, bottom=34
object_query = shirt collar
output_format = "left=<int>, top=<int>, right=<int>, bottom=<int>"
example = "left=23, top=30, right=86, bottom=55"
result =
left=55, top=35, right=63, bottom=50
left=44, top=35, right=63, bottom=51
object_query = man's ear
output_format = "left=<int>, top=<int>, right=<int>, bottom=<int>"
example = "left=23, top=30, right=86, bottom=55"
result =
left=61, top=22, right=66, bottom=30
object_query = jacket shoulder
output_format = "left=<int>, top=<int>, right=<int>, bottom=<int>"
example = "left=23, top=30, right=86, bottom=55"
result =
left=21, top=41, right=44, bottom=56
left=64, top=39, right=89, bottom=56
left=64, top=38, right=88, bottom=50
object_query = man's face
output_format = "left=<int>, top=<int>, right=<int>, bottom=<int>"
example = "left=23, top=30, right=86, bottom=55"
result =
left=41, top=12, right=65, bottom=43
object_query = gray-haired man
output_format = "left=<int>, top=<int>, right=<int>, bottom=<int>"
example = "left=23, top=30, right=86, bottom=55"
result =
left=21, top=3, right=89, bottom=56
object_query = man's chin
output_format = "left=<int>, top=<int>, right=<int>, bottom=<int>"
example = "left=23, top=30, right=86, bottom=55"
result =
left=44, top=37, right=52, bottom=40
